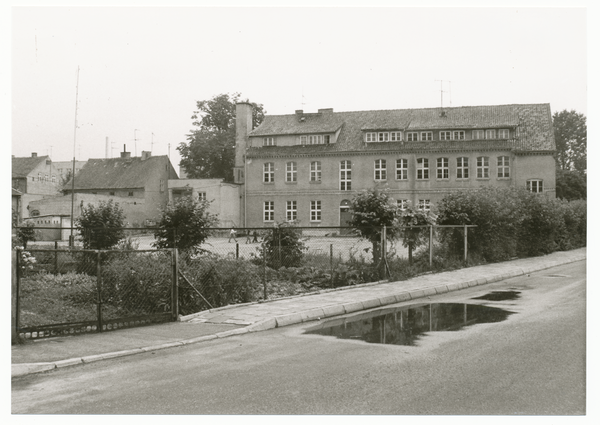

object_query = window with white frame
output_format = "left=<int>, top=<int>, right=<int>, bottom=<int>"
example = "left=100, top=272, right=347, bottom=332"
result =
left=300, top=135, right=307, bottom=145
left=263, top=137, right=275, bottom=146
left=396, top=158, right=408, bottom=180
left=417, top=158, right=429, bottom=180
left=485, top=129, right=496, bottom=139
left=497, top=156, right=510, bottom=178
left=308, top=135, right=324, bottom=145
left=286, top=162, right=297, bottom=182
left=407, top=132, right=419, bottom=142
left=477, top=157, right=489, bottom=179
left=263, top=162, right=274, bottom=183
left=324, top=135, right=331, bottom=144
left=421, top=131, right=433, bottom=141
left=340, top=160, right=352, bottom=191
left=365, top=132, right=377, bottom=142
left=527, top=179, right=543, bottom=193
left=198, top=192, right=207, bottom=201
left=286, top=201, right=297, bottom=222
left=457, top=157, right=469, bottom=179
left=418, top=199, right=431, bottom=211
left=473, top=130, right=485, bottom=140
left=453, top=131, right=465, bottom=140
left=440, top=131, right=452, bottom=141
left=310, top=161, right=321, bottom=182
left=378, top=132, right=389, bottom=142
left=374, top=159, right=387, bottom=181
left=264, top=201, right=274, bottom=221
left=390, top=131, right=402, bottom=141
left=498, top=129, right=510, bottom=139
left=310, top=200, right=322, bottom=222
left=437, top=158, right=449, bottom=179
left=397, top=199, right=409, bottom=211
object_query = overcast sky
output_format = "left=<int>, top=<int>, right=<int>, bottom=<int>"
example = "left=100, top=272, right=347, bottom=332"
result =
left=9, top=5, right=589, bottom=174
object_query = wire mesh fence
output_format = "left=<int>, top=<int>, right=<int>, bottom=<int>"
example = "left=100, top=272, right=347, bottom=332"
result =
left=13, top=225, right=476, bottom=339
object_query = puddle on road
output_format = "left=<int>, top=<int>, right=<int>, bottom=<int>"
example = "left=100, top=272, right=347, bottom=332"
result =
left=305, top=303, right=513, bottom=346
left=472, top=291, right=521, bottom=301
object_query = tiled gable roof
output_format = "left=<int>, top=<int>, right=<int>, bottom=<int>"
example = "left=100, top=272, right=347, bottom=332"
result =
left=67, top=155, right=171, bottom=190
left=246, top=103, right=555, bottom=156
left=12, top=155, right=50, bottom=178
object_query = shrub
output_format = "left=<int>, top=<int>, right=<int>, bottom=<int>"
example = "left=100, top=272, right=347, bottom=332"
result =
left=257, top=222, right=306, bottom=269
left=396, top=202, right=437, bottom=264
left=16, top=222, right=37, bottom=249
left=76, top=200, right=126, bottom=250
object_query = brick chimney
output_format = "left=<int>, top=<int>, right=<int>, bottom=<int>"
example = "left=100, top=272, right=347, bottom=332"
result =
left=120, top=144, right=131, bottom=159
left=234, top=102, right=253, bottom=183
left=141, top=151, right=151, bottom=160
left=31, top=152, right=37, bottom=158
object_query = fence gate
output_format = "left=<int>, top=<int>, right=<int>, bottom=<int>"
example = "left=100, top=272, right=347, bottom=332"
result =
left=15, top=248, right=177, bottom=340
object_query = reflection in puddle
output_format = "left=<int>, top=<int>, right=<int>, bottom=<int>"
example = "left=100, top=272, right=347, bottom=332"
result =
left=472, top=291, right=521, bottom=301
left=305, top=303, right=513, bottom=346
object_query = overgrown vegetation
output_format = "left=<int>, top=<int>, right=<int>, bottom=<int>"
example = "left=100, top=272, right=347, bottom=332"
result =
left=76, top=200, right=126, bottom=250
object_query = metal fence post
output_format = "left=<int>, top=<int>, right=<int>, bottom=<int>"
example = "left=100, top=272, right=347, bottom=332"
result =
left=381, top=225, right=387, bottom=279
left=464, top=225, right=468, bottom=263
left=14, top=250, right=21, bottom=342
left=172, top=248, right=179, bottom=320
left=429, top=225, right=433, bottom=269
left=262, top=245, right=267, bottom=300
left=236, top=243, right=239, bottom=259
left=96, top=251, right=103, bottom=333
left=54, top=241, right=59, bottom=274
left=330, top=244, right=334, bottom=287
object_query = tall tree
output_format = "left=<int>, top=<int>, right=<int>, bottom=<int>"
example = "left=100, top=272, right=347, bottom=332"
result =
left=178, top=93, right=265, bottom=181
left=553, top=110, right=587, bottom=172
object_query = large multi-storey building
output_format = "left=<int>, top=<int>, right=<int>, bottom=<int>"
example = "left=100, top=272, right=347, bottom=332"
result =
left=233, top=103, right=556, bottom=228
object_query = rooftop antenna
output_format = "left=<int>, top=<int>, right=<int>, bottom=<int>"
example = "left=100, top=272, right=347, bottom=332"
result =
left=48, top=145, right=53, bottom=158
left=435, top=80, right=451, bottom=115
left=134, top=129, right=140, bottom=156
left=151, top=132, right=155, bottom=153
left=168, top=143, right=171, bottom=159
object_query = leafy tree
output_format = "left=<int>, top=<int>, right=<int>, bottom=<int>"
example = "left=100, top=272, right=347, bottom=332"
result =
left=553, top=110, right=587, bottom=172
left=396, top=203, right=437, bottom=265
left=349, top=189, right=400, bottom=264
left=178, top=93, right=265, bottom=181
left=258, top=222, right=306, bottom=269
left=153, top=196, right=218, bottom=252
left=556, top=169, right=586, bottom=201
left=76, top=200, right=126, bottom=250
left=16, top=221, right=37, bottom=249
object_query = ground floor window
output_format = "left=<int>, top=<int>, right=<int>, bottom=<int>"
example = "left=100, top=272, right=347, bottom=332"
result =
left=527, top=179, right=543, bottom=193
left=286, top=201, right=297, bottom=222
left=310, top=200, right=322, bottom=222
left=264, top=201, right=274, bottom=222
left=397, top=199, right=409, bottom=211
left=418, top=199, right=431, bottom=211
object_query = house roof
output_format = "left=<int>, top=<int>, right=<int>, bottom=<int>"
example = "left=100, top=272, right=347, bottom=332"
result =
left=12, top=155, right=51, bottom=178
left=65, top=155, right=174, bottom=190
left=247, top=103, right=555, bottom=156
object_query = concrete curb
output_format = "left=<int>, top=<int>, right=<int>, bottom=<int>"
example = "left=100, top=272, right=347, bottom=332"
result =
left=12, top=252, right=585, bottom=378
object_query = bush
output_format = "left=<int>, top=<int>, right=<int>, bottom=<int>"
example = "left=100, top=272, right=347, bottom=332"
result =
left=76, top=200, right=126, bottom=250
left=257, top=222, right=306, bottom=269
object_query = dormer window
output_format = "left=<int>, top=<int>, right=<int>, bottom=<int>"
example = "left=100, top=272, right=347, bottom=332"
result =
left=263, top=137, right=275, bottom=146
left=301, top=135, right=326, bottom=145
left=390, top=131, right=403, bottom=141
left=365, top=132, right=377, bottom=142
left=498, top=129, right=510, bottom=139
left=407, top=132, right=419, bottom=142
left=378, top=132, right=389, bottom=142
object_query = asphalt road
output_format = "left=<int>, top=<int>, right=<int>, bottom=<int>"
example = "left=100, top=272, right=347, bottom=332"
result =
left=12, top=261, right=586, bottom=415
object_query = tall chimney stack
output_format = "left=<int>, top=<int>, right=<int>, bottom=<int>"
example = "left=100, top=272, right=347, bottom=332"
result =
left=234, top=102, right=253, bottom=183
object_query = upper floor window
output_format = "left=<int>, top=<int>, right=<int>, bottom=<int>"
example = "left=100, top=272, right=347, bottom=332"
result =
left=498, top=129, right=510, bottom=139
left=263, top=162, right=274, bottom=183
left=340, top=160, right=352, bottom=191
left=440, top=131, right=452, bottom=141
left=457, top=157, right=469, bottom=179
left=378, top=132, right=389, bottom=142
left=421, top=131, right=433, bottom=141
left=437, top=158, right=449, bottom=179
left=396, top=158, right=408, bottom=180
left=407, top=132, right=419, bottom=142
left=264, top=201, right=274, bottom=222
left=485, top=129, right=496, bottom=139
left=286, top=162, right=297, bottom=182
left=390, top=131, right=403, bottom=141
left=128, top=191, right=134, bottom=197
left=453, top=131, right=465, bottom=140
left=324, top=135, right=331, bottom=144
left=473, top=130, right=485, bottom=140
left=497, top=156, right=510, bottom=178
left=310, top=161, right=322, bottom=182
left=286, top=201, right=297, bottom=222
left=365, top=132, right=377, bottom=142
left=417, top=158, right=429, bottom=180
left=263, top=137, right=275, bottom=146
left=374, top=159, right=387, bottom=181
left=477, top=157, right=489, bottom=179
left=527, top=179, right=543, bottom=193
left=309, top=135, right=324, bottom=145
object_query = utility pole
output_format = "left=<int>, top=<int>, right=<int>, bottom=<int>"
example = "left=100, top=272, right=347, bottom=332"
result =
left=134, top=129, right=139, bottom=156
left=435, top=80, right=452, bottom=109
left=70, top=66, right=80, bottom=247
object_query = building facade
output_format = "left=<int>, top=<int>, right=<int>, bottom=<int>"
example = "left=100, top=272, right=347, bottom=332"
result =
left=233, top=103, right=556, bottom=228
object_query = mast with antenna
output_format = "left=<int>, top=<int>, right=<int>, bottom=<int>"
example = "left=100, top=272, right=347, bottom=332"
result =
left=134, top=129, right=139, bottom=157
left=435, top=79, right=452, bottom=114
left=70, top=66, right=80, bottom=246
left=151, top=132, right=154, bottom=153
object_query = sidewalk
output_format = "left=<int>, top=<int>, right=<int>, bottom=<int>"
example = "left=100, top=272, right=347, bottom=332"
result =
left=11, top=248, right=586, bottom=378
